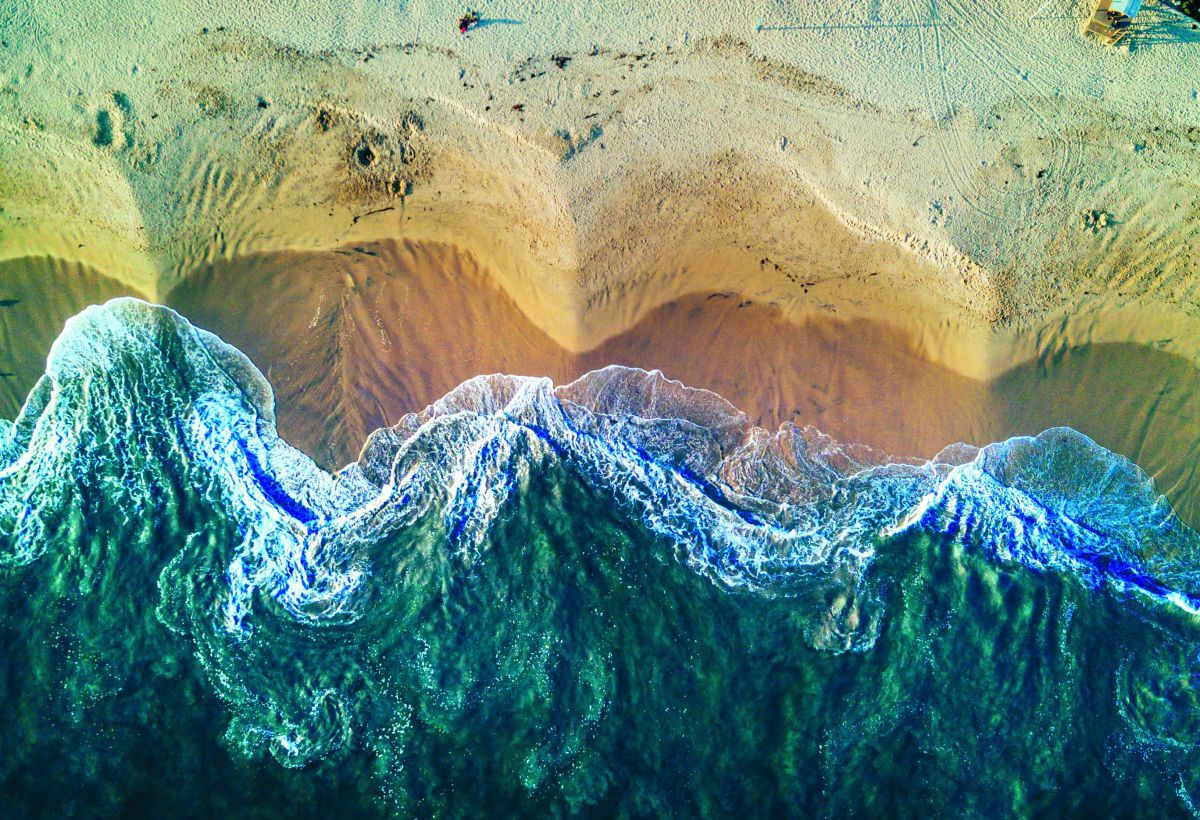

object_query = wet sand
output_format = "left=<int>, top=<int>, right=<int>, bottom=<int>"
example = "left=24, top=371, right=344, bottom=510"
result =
left=165, top=240, right=987, bottom=467
left=1, top=242, right=1197, bottom=525
left=0, top=257, right=142, bottom=418
left=167, top=241, right=574, bottom=469
left=167, top=241, right=1200, bottom=527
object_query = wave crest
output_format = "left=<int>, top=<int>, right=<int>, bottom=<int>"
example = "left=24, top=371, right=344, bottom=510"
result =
left=1, top=298, right=1198, bottom=780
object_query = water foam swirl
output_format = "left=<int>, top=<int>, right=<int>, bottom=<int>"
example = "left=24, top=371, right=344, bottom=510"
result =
left=1, top=298, right=1198, bottom=775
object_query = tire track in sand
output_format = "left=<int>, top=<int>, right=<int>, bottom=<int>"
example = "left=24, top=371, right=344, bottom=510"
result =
left=906, top=0, right=1005, bottom=220
left=937, top=0, right=1084, bottom=204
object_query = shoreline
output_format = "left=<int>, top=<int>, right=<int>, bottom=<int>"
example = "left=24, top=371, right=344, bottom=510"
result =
left=2, top=240, right=1197, bottom=526
left=2, top=0, right=1198, bottom=517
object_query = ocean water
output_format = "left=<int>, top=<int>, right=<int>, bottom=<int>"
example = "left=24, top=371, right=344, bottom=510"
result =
left=2, top=298, right=1200, bottom=816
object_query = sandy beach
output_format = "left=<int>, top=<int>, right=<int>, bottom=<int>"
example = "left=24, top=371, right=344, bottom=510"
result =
left=1, top=0, right=1198, bottom=503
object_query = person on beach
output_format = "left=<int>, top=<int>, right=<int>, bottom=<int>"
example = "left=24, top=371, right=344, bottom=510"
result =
left=459, top=9, right=481, bottom=33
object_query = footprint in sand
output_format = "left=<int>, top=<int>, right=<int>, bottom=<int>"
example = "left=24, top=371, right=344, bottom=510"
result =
left=92, top=91, right=133, bottom=151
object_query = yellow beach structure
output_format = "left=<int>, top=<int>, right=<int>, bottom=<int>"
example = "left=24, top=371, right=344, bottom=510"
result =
left=1086, top=0, right=1142, bottom=43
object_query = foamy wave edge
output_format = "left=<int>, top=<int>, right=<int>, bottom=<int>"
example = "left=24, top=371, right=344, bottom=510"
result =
left=1, top=297, right=1197, bottom=658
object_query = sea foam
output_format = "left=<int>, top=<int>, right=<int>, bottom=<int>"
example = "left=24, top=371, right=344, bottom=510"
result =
left=1, top=298, right=1196, bottom=646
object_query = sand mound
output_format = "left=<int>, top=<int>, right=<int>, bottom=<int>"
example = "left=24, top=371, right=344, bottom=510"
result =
left=167, top=241, right=572, bottom=467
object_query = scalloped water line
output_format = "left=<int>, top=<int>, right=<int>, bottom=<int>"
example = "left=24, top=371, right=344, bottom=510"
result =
left=2, top=299, right=1198, bottom=639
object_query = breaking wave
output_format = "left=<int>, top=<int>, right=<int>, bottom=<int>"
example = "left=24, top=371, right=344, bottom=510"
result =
left=2, top=298, right=1199, bottom=812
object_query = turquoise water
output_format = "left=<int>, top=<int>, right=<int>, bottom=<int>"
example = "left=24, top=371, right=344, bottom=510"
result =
left=2, top=298, right=1200, bottom=815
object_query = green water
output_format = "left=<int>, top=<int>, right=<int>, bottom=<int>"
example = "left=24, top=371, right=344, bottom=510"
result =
left=1, top=299, right=1199, bottom=816
left=2, top=459, right=1198, bottom=816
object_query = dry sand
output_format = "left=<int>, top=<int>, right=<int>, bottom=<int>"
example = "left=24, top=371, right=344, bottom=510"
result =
left=1, top=1, right=1199, bottom=516
left=2, top=0, right=1198, bottom=374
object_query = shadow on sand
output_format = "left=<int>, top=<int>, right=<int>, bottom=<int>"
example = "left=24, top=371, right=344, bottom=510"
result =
left=475, top=17, right=524, bottom=29
left=1124, top=2, right=1200, bottom=48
